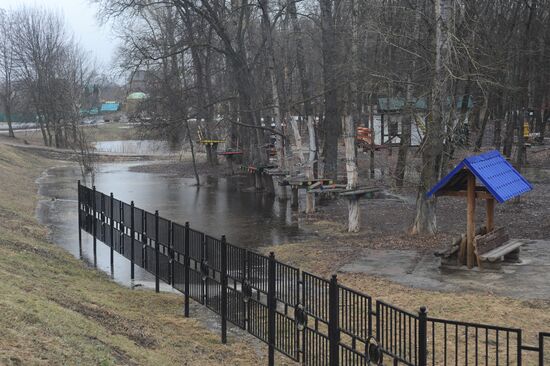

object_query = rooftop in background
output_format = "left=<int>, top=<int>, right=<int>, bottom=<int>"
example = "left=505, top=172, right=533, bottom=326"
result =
left=100, top=102, right=120, bottom=113
left=427, top=150, right=533, bottom=203
left=127, top=92, right=148, bottom=101
left=378, top=96, right=474, bottom=113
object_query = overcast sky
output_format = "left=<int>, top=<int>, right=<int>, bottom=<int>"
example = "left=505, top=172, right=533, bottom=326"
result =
left=1, top=0, right=118, bottom=72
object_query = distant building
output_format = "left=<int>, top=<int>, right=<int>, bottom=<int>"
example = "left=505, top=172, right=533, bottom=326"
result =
left=100, top=102, right=120, bottom=113
left=125, top=92, right=148, bottom=114
left=371, top=96, right=473, bottom=146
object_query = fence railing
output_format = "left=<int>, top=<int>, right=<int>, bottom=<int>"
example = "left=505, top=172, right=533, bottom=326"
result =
left=77, top=182, right=549, bottom=365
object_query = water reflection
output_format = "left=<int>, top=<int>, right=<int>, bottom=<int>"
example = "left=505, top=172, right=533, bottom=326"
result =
left=37, top=162, right=310, bottom=288
left=94, top=140, right=177, bottom=155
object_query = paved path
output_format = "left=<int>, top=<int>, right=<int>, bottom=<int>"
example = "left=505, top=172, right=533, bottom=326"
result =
left=340, top=239, right=550, bottom=300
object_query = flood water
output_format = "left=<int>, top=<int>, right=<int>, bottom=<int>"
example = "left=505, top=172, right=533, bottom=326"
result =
left=37, top=161, right=309, bottom=289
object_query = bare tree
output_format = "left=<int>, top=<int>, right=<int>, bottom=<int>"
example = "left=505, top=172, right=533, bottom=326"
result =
left=0, top=9, right=16, bottom=138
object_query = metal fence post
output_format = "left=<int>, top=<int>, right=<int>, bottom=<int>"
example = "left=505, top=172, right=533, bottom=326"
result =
left=329, top=274, right=340, bottom=366
left=130, top=201, right=135, bottom=281
left=110, top=193, right=114, bottom=276
left=268, top=252, right=276, bottom=366
left=92, top=186, right=97, bottom=267
left=119, top=201, right=124, bottom=258
left=184, top=222, right=190, bottom=317
left=155, top=210, right=160, bottom=293
left=376, top=300, right=381, bottom=342
left=101, top=192, right=105, bottom=243
left=418, top=306, right=428, bottom=366
left=539, top=333, right=544, bottom=366
left=221, top=235, right=228, bottom=344
left=77, top=181, right=82, bottom=259
left=169, top=221, right=174, bottom=286
left=517, top=329, right=522, bottom=366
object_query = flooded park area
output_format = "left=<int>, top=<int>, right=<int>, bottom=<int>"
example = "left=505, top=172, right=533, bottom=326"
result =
left=36, top=158, right=311, bottom=289
left=33, top=138, right=550, bottom=302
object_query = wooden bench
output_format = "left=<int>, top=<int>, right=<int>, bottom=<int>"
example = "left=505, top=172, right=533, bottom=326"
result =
left=474, top=227, right=527, bottom=269
left=436, top=226, right=527, bottom=269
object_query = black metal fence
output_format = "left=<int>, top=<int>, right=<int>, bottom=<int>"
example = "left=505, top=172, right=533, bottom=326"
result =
left=77, top=182, right=550, bottom=365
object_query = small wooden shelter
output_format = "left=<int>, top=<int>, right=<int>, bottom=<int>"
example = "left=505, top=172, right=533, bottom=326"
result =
left=427, top=150, right=533, bottom=269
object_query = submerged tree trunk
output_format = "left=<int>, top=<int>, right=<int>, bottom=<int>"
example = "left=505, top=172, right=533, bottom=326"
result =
left=185, top=119, right=200, bottom=186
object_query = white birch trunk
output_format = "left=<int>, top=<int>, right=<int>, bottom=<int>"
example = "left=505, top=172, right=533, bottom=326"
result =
left=290, top=116, right=305, bottom=164
left=344, top=115, right=359, bottom=232
left=305, top=116, right=317, bottom=213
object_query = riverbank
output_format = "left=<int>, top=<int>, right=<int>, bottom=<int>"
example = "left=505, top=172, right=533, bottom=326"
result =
left=0, top=143, right=274, bottom=365
left=3, top=122, right=137, bottom=146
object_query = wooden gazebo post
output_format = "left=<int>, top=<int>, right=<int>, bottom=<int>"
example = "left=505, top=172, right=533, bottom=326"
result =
left=486, top=198, right=495, bottom=232
left=466, top=170, right=476, bottom=269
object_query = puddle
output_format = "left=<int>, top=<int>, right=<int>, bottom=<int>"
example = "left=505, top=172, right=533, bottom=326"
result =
left=340, top=240, right=550, bottom=300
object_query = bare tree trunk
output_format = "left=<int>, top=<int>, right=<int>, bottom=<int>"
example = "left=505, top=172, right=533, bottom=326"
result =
left=185, top=119, right=200, bottom=186
left=412, top=0, right=451, bottom=235
left=516, top=110, right=527, bottom=168
left=320, top=0, right=340, bottom=180
left=493, top=118, right=502, bottom=151
left=4, top=102, right=14, bottom=138
left=289, top=116, right=304, bottom=163
left=305, top=116, right=317, bottom=213
left=344, top=115, right=359, bottom=232
left=474, top=94, right=490, bottom=151
left=395, top=113, right=411, bottom=187
left=260, top=0, right=286, bottom=172
left=503, top=111, right=515, bottom=157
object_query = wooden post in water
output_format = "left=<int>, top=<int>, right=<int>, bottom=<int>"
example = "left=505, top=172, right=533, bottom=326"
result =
left=466, top=171, right=476, bottom=268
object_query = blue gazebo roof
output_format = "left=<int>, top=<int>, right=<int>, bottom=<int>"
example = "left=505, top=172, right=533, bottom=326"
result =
left=427, top=150, right=533, bottom=203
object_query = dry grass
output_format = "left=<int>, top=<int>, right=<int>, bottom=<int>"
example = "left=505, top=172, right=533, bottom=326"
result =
left=0, top=144, right=278, bottom=365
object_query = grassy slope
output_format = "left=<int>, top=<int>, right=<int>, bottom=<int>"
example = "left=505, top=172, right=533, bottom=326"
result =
left=0, top=144, right=265, bottom=365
